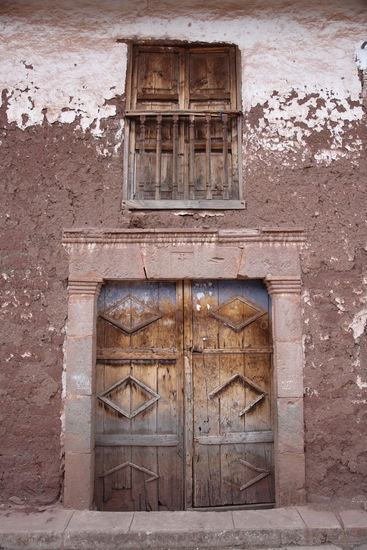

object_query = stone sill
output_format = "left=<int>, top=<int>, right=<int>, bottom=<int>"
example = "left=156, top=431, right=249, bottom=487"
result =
left=122, top=199, right=246, bottom=209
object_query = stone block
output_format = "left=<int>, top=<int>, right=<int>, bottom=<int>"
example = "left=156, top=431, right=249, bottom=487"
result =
left=277, top=397, right=304, bottom=453
left=69, top=245, right=145, bottom=279
left=64, top=452, right=94, bottom=509
left=274, top=341, right=304, bottom=398
left=273, top=294, right=302, bottom=342
left=276, top=452, right=306, bottom=506
left=296, top=506, right=341, bottom=529
left=129, top=510, right=238, bottom=549
left=144, top=245, right=242, bottom=279
left=66, top=336, right=95, bottom=396
left=131, top=510, right=233, bottom=532
left=296, top=507, right=343, bottom=545
left=64, top=395, right=94, bottom=453
left=339, top=509, right=367, bottom=540
left=64, top=510, right=133, bottom=550
left=0, top=509, right=73, bottom=550
left=238, top=244, right=301, bottom=279
left=233, top=507, right=306, bottom=547
left=67, top=295, right=96, bottom=337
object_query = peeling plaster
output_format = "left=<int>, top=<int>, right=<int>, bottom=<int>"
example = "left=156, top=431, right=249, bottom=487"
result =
left=0, top=0, right=366, bottom=160
left=355, top=41, right=367, bottom=71
left=1, top=42, right=127, bottom=134
left=356, top=375, right=367, bottom=389
left=349, top=308, right=367, bottom=340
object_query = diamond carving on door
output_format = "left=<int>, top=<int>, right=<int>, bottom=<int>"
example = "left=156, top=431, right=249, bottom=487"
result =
left=211, top=295, right=266, bottom=331
left=97, top=374, right=160, bottom=419
left=94, top=281, right=274, bottom=512
left=99, top=295, right=162, bottom=334
left=208, top=373, right=266, bottom=417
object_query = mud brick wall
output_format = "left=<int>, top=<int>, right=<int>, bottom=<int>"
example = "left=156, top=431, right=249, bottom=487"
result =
left=1, top=0, right=367, bottom=507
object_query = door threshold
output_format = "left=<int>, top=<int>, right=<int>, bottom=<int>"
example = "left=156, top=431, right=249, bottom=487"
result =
left=187, top=502, right=275, bottom=512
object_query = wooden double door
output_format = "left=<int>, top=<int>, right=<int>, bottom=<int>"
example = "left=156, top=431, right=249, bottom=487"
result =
left=95, top=280, right=274, bottom=511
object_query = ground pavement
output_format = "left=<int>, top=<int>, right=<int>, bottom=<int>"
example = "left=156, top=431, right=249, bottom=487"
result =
left=1, top=505, right=367, bottom=550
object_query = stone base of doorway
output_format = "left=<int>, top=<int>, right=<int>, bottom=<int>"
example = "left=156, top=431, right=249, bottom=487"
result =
left=1, top=506, right=367, bottom=550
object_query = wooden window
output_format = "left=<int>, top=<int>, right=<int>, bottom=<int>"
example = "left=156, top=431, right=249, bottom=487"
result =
left=123, top=44, right=245, bottom=209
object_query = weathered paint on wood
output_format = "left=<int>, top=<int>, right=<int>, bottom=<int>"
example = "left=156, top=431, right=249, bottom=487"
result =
left=95, top=281, right=184, bottom=511
left=95, top=280, right=274, bottom=511
left=191, top=280, right=274, bottom=507
left=126, top=45, right=241, bottom=202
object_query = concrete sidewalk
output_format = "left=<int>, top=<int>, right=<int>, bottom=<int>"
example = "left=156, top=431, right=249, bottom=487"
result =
left=1, top=505, right=367, bottom=550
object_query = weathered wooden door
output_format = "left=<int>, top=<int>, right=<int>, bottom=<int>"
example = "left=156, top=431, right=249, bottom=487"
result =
left=95, top=280, right=274, bottom=511
left=95, top=282, right=184, bottom=511
left=190, top=280, right=274, bottom=507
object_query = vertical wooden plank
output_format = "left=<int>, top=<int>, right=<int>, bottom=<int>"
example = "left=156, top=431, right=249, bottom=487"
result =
left=138, top=115, right=146, bottom=199
left=183, top=46, right=189, bottom=110
left=193, top=353, right=222, bottom=507
left=175, top=281, right=184, bottom=509
left=205, top=115, right=212, bottom=199
left=156, top=282, right=183, bottom=510
left=131, top=46, right=139, bottom=111
left=229, top=45, right=238, bottom=111
left=157, top=361, right=178, bottom=510
left=222, top=114, right=229, bottom=199
left=188, top=115, right=195, bottom=200
left=191, top=280, right=218, bottom=351
left=172, top=115, right=179, bottom=199
left=192, top=281, right=221, bottom=507
left=183, top=280, right=193, bottom=509
left=231, top=115, right=239, bottom=200
left=155, top=115, right=162, bottom=200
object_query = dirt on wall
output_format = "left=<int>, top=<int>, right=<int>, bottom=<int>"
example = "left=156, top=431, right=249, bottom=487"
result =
left=1, top=89, right=367, bottom=508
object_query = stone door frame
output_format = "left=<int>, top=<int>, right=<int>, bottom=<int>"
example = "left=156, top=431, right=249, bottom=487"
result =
left=62, top=227, right=306, bottom=509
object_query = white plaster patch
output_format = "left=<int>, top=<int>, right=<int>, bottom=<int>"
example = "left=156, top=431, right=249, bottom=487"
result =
left=356, top=375, right=367, bottom=389
left=355, top=41, right=367, bottom=71
left=335, top=297, right=346, bottom=312
left=1, top=41, right=127, bottom=134
left=302, top=290, right=311, bottom=306
left=245, top=88, right=364, bottom=166
left=349, top=308, right=367, bottom=340
left=0, top=1, right=366, bottom=149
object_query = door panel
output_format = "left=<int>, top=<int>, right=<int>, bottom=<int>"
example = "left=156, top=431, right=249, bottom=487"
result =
left=94, top=280, right=274, bottom=511
left=191, top=280, right=274, bottom=507
left=95, top=282, right=184, bottom=511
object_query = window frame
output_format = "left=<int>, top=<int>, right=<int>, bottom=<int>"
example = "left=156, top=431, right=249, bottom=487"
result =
left=122, top=41, right=245, bottom=210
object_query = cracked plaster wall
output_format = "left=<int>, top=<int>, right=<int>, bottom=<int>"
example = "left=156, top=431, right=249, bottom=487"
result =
left=1, top=0, right=367, bottom=508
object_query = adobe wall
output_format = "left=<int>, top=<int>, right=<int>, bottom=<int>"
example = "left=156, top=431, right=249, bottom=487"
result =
left=1, top=0, right=367, bottom=508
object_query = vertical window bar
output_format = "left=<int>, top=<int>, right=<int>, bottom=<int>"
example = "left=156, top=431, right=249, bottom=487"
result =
left=205, top=115, right=212, bottom=199
left=222, top=114, right=229, bottom=199
left=172, top=115, right=179, bottom=199
left=138, top=115, right=146, bottom=199
left=189, top=115, right=195, bottom=200
left=155, top=115, right=162, bottom=200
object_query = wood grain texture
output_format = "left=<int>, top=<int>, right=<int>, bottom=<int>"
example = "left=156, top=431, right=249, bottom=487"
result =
left=125, top=45, right=241, bottom=203
left=95, top=282, right=184, bottom=511
left=191, top=280, right=274, bottom=507
left=95, top=280, right=274, bottom=511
